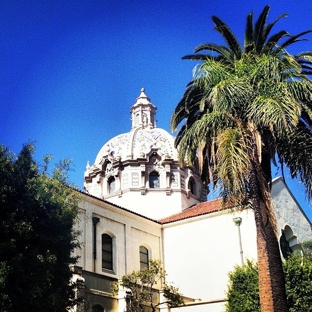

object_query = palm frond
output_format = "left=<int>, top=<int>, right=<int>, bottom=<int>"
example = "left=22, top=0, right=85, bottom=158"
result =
left=207, top=78, right=251, bottom=114
left=286, top=79, right=312, bottom=104
left=175, top=111, right=236, bottom=182
left=248, top=90, right=301, bottom=134
left=262, top=13, right=288, bottom=52
left=278, top=30, right=312, bottom=51
left=181, top=54, right=209, bottom=61
left=296, top=51, right=312, bottom=58
left=301, top=110, right=312, bottom=130
left=215, top=127, right=251, bottom=199
left=211, top=15, right=242, bottom=59
left=170, top=83, right=204, bottom=131
left=193, top=58, right=232, bottom=93
left=276, top=125, right=312, bottom=199
left=194, top=43, right=234, bottom=62
left=254, top=5, right=271, bottom=53
left=265, top=30, right=290, bottom=53
left=244, top=11, right=254, bottom=52
left=295, top=51, right=312, bottom=74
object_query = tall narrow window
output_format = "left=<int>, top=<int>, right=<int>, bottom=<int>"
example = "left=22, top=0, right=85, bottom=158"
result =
left=140, top=246, right=149, bottom=270
left=108, top=177, right=115, bottom=194
left=188, top=178, right=196, bottom=195
left=102, top=234, right=113, bottom=270
left=170, top=172, right=178, bottom=187
left=149, top=171, right=160, bottom=188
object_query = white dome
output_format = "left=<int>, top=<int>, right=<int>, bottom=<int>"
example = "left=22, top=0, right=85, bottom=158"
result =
left=84, top=88, right=206, bottom=219
left=95, top=127, right=177, bottom=165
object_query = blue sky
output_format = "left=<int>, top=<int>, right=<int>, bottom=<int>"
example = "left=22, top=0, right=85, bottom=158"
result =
left=1, top=0, right=312, bottom=220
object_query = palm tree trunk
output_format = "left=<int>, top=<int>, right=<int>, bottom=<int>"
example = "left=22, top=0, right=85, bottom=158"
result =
left=249, top=162, right=289, bottom=312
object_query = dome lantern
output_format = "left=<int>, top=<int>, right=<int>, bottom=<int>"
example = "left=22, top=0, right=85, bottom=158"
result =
left=131, top=88, right=157, bottom=129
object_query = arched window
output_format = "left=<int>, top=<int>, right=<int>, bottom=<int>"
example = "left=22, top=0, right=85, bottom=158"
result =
left=102, top=234, right=113, bottom=270
left=108, top=176, right=115, bottom=194
left=280, top=232, right=292, bottom=259
left=140, top=246, right=149, bottom=270
left=149, top=171, right=160, bottom=188
left=188, top=178, right=196, bottom=195
left=92, top=305, right=104, bottom=312
left=280, top=225, right=299, bottom=259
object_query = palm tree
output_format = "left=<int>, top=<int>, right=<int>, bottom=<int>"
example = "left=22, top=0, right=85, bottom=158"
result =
left=171, top=6, right=312, bottom=312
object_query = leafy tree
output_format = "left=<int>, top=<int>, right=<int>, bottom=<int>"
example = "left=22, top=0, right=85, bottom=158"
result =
left=171, top=6, right=312, bottom=312
left=225, top=252, right=312, bottom=312
left=112, top=259, right=184, bottom=311
left=0, top=143, right=81, bottom=311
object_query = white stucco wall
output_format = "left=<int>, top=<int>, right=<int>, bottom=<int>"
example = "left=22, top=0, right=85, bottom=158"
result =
left=162, top=209, right=257, bottom=305
left=75, top=193, right=163, bottom=278
left=105, top=190, right=198, bottom=220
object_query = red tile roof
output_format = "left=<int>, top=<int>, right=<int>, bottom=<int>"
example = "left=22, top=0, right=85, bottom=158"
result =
left=159, top=198, right=225, bottom=224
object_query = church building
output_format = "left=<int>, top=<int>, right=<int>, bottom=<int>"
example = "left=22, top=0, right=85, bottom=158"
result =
left=73, top=89, right=312, bottom=312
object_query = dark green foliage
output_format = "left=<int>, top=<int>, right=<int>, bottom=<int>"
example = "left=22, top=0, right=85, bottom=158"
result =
left=284, top=252, right=312, bottom=312
left=225, top=252, right=312, bottom=312
left=0, top=143, right=80, bottom=311
left=225, top=260, right=260, bottom=312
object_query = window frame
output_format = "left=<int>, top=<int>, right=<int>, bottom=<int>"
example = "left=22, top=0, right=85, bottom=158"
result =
left=280, top=231, right=293, bottom=259
left=102, top=233, right=113, bottom=271
left=188, top=177, right=196, bottom=195
left=149, top=171, right=160, bottom=188
left=108, top=176, right=116, bottom=194
left=139, top=246, right=149, bottom=270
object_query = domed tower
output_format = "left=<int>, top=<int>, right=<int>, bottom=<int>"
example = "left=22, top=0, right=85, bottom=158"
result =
left=84, top=88, right=206, bottom=220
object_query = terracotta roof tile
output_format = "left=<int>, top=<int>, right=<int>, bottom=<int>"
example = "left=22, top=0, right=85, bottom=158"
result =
left=159, top=198, right=224, bottom=224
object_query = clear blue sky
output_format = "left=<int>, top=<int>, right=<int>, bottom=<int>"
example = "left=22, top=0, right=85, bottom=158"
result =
left=1, top=0, right=312, bottom=220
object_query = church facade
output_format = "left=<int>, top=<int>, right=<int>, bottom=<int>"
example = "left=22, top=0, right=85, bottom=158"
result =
left=73, top=89, right=312, bottom=312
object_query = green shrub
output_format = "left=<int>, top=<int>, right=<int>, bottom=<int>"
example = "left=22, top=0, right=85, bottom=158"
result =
left=225, top=259, right=260, bottom=312
left=225, top=252, right=312, bottom=312
left=284, top=254, right=312, bottom=312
